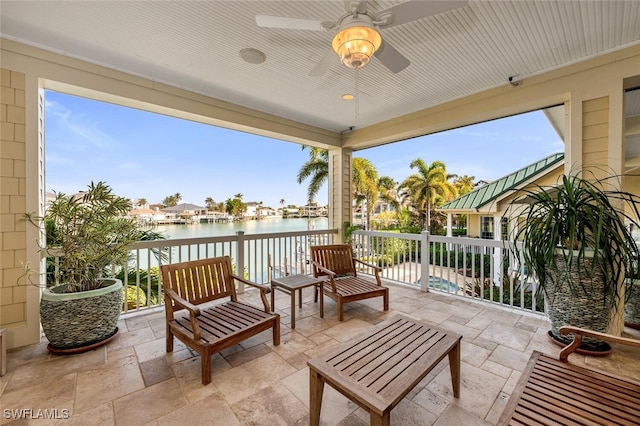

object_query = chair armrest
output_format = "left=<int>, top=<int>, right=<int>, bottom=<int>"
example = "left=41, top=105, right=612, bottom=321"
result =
left=559, top=326, right=640, bottom=361
left=165, top=287, right=202, bottom=341
left=310, top=261, right=337, bottom=278
left=311, top=261, right=337, bottom=292
left=231, top=274, right=272, bottom=312
left=353, top=258, right=383, bottom=285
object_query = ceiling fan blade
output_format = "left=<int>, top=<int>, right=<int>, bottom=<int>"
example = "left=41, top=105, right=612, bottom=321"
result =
left=309, top=49, right=337, bottom=77
left=374, top=41, right=410, bottom=73
left=255, top=15, right=327, bottom=31
left=377, top=0, right=468, bottom=28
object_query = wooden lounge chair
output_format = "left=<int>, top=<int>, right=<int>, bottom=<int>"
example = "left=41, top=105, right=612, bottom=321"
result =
left=161, top=256, right=280, bottom=385
left=498, top=326, right=640, bottom=425
left=310, top=244, right=389, bottom=321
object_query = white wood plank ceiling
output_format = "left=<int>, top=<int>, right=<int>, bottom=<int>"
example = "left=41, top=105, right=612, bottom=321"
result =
left=1, top=1, right=639, bottom=134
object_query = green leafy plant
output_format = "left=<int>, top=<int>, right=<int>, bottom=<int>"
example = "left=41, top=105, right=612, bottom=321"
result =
left=28, top=181, right=143, bottom=292
left=508, top=174, right=640, bottom=308
left=507, top=173, right=640, bottom=346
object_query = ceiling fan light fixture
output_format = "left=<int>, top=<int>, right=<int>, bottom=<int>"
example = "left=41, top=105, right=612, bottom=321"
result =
left=332, top=25, right=382, bottom=69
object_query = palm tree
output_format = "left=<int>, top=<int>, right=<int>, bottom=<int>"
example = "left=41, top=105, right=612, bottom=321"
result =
left=137, top=198, right=148, bottom=208
left=451, top=175, right=476, bottom=196
left=204, top=197, right=215, bottom=210
left=297, top=146, right=328, bottom=203
left=400, top=159, right=458, bottom=231
left=162, top=192, right=182, bottom=207
left=377, top=176, right=400, bottom=211
left=234, top=193, right=243, bottom=200
left=352, top=158, right=379, bottom=229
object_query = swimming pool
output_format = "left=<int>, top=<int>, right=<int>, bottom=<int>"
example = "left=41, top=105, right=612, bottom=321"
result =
left=416, top=276, right=460, bottom=293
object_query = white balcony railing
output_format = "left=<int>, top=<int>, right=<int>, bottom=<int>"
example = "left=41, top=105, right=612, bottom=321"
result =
left=46, top=228, right=544, bottom=317
left=350, top=230, right=544, bottom=316
left=119, top=228, right=338, bottom=314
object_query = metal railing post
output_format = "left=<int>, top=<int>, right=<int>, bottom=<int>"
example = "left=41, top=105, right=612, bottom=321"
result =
left=236, top=230, right=245, bottom=294
left=420, top=230, right=429, bottom=292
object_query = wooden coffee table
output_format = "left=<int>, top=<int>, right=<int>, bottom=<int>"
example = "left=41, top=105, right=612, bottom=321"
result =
left=271, top=274, right=324, bottom=329
left=308, top=315, right=462, bottom=426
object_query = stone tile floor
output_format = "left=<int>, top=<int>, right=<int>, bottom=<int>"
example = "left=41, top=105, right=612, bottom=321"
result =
left=1, top=282, right=639, bottom=425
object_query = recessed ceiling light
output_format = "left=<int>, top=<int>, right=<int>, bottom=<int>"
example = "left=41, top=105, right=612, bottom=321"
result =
left=342, top=94, right=354, bottom=100
left=240, top=48, right=266, bottom=64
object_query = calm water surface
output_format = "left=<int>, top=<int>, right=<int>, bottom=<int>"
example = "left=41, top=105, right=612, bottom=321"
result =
left=154, top=217, right=329, bottom=239
left=146, top=217, right=329, bottom=281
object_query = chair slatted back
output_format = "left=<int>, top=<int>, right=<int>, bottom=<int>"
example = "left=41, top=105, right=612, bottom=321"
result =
left=311, top=244, right=357, bottom=277
left=161, top=256, right=237, bottom=306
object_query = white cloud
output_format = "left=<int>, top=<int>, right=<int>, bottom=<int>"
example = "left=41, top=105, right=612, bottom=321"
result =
left=45, top=99, right=118, bottom=150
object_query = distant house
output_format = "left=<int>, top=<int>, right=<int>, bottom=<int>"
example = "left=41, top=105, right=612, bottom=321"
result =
left=438, top=153, right=565, bottom=239
left=283, top=208, right=300, bottom=218
left=162, top=203, right=207, bottom=223
left=301, top=202, right=325, bottom=217
left=129, top=208, right=164, bottom=224
left=244, top=201, right=260, bottom=219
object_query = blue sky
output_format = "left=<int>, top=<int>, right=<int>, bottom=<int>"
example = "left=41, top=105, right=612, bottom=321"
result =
left=45, top=91, right=563, bottom=208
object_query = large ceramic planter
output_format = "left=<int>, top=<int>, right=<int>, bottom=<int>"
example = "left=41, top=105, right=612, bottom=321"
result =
left=544, top=253, right=611, bottom=352
left=625, top=278, right=640, bottom=329
left=40, top=278, right=122, bottom=351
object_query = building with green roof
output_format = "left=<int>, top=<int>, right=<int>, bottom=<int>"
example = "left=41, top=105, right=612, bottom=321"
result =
left=438, top=152, right=565, bottom=239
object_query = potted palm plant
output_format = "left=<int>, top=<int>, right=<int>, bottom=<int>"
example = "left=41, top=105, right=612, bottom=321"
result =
left=508, top=173, right=640, bottom=352
left=27, top=181, right=142, bottom=353
left=625, top=260, right=640, bottom=328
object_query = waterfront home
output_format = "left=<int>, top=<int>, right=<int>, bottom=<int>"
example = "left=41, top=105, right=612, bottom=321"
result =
left=128, top=208, right=165, bottom=226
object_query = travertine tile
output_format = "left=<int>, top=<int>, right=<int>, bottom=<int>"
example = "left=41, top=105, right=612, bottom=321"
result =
left=427, top=362, right=507, bottom=419
left=231, top=384, right=307, bottom=425
left=223, top=343, right=272, bottom=367
left=460, top=341, right=492, bottom=367
left=63, top=402, right=115, bottom=426
left=113, top=378, right=186, bottom=425
left=266, top=331, right=315, bottom=360
left=478, top=322, right=534, bottom=351
left=140, top=356, right=173, bottom=386
left=106, top=327, right=156, bottom=352
left=75, top=355, right=144, bottom=413
left=5, top=348, right=105, bottom=392
left=487, top=345, right=531, bottom=371
left=322, top=318, right=372, bottom=342
left=3, top=282, right=639, bottom=426
left=213, top=352, right=296, bottom=405
left=435, top=403, right=492, bottom=426
left=135, top=337, right=169, bottom=363
left=410, top=306, right=452, bottom=325
left=156, top=392, right=240, bottom=425
left=0, top=373, right=76, bottom=425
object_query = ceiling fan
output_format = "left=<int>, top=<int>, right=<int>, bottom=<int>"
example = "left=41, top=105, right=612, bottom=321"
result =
left=256, top=0, right=468, bottom=76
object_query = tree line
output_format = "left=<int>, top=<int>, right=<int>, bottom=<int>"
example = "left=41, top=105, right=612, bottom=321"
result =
left=296, top=146, right=481, bottom=234
left=134, top=146, right=481, bottom=231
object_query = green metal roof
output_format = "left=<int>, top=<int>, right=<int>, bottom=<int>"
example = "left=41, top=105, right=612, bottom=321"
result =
left=439, top=152, right=564, bottom=211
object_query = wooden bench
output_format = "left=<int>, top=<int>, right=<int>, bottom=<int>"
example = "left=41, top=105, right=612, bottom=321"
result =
left=161, top=256, right=280, bottom=385
left=308, top=315, right=461, bottom=426
left=310, top=244, right=389, bottom=321
left=498, top=326, right=640, bottom=425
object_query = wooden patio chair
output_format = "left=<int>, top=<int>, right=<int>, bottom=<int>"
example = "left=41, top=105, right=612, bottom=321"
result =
left=161, top=256, right=280, bottom=385
left=310, top=244, right=389, bottom=321
left=498, top=325, right=640, bottom=425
